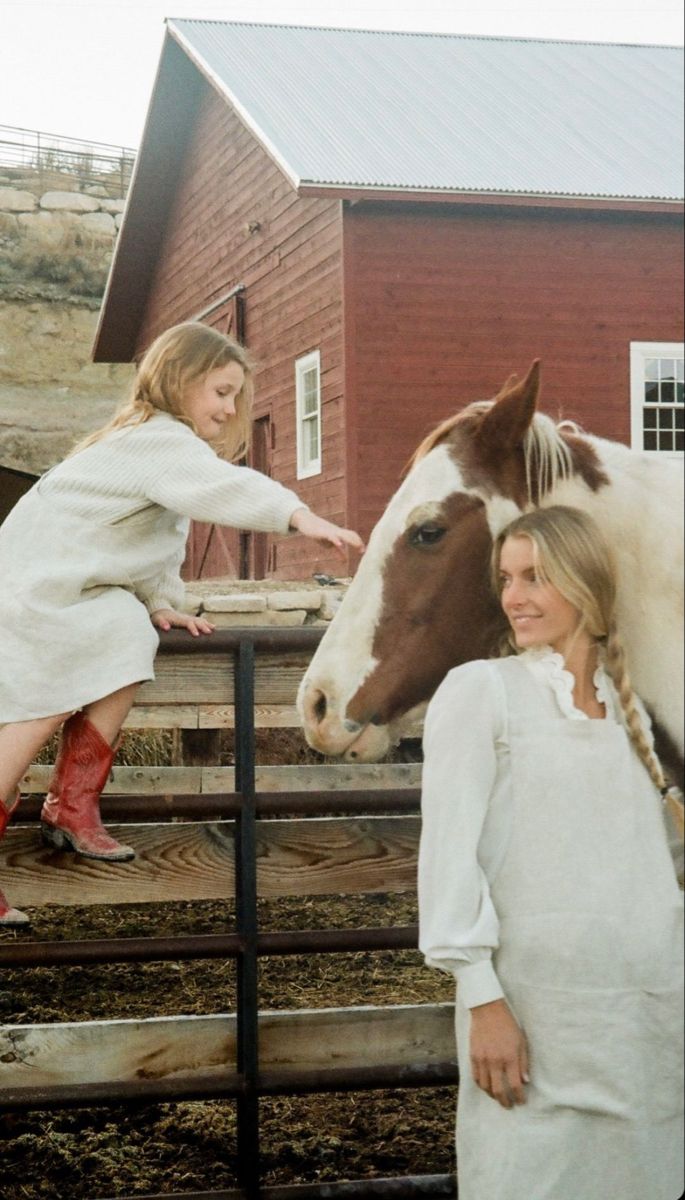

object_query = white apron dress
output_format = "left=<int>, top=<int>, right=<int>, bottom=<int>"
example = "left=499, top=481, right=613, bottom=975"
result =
left=454, top=658, right=684, bottom=1200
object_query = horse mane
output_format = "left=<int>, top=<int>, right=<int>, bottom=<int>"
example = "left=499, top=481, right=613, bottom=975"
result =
left=410, top=402, right=575, bottom=500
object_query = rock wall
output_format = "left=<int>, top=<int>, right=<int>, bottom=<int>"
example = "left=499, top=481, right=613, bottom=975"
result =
left=0, top=178, right=134, bottom=475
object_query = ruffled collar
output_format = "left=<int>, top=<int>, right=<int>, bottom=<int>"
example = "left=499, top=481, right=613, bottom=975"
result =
left=521, top=645, right=615, bottom=721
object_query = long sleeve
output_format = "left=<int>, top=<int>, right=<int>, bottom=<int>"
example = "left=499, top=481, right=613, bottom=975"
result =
left=132, top=532, right=188, bottom=614
left=418, top=660, right=506, bottom=1009
left=140, top=418, right=305, bottom=533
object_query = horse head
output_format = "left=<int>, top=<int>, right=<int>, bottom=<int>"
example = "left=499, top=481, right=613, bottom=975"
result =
left=299, top=360, right=599, bottom=761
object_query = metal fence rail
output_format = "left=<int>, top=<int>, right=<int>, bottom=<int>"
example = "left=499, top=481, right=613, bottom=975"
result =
left=0, top=627, right=458, bottom=1199
left=0, top=123, right=135, bottom=195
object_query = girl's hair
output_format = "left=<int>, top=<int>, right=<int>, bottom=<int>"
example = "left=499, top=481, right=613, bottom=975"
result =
left=72, top=322, right=254, bottom=462
left=491, top=505, right=667, bottom=793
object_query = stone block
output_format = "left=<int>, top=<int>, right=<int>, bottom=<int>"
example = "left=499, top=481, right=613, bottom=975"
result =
left=319, top=589, right=346, bottom=620
left=0, top=212, right=19, bottom=237
left=40, top=190, right=100, bottom=212
left=84, top=185, right=108, bottom=197
left=79, top=211, right=116, bottom=237
left=267, top=590, right=322, bottom=612
left=202, top=593, right=267, bottom=613
left=206, top=609, right=307, bottom=628
left=114, top=212, right=124, bottom=229
left=0, top=188, right=37, bottom=212
left=17, top=210, right=79, bottom=245
left=99, top=197, right=126, bottom=213
left=181, top=591, right=203, bottom=615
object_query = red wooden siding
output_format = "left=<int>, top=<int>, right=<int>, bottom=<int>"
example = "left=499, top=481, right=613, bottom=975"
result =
left=135, top=78, right=347, bottom=581
left=342, top=202, right=685, bottom=540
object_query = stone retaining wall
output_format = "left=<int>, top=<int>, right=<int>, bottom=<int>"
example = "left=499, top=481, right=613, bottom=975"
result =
left=182, top=578, right=349, bottom=626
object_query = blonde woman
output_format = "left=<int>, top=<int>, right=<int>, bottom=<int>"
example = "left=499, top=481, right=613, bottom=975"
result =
left=418, top=505, right=683, bottom=1200
left=0, top=322, right=363, bottom=926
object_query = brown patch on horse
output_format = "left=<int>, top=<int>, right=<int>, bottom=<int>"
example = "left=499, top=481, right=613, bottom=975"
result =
left=345, top=493, right=504, bottom=727
left=559, top=427, right=610, bottom=492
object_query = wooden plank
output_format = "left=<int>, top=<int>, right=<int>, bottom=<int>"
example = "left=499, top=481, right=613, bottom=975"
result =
left=22, top=763, right=421, bottom=795
left=137, top=653, right=311, bottom=705
left=2, top=816, right=420, bottom=906
left=0, top=1004, right=455, bottom=1089
left=123, top=704, right=302, bottom=730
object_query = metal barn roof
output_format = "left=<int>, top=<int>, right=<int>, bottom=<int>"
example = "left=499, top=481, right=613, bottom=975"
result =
left=168, top=20, right=684, bottom=202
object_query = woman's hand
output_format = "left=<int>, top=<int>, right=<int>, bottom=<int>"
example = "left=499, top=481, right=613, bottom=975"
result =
left=151, top=608, right=216, bottom=637
left=469, top=998, right=530, bottom=1109
left=289, top=508, right=365, bottom=559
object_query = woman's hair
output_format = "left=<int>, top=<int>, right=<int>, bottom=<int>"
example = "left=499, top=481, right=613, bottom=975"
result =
left=72, top=322, right=254, bottom=462
left=491, top=505, right=667, bottom=793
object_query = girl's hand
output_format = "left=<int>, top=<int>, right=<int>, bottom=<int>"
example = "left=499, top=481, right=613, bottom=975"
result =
left=289, top=508, right=365, bottom=559
left=151, top=608, right=216, bottom=637
left=469, top=998, right=530, bottom=1109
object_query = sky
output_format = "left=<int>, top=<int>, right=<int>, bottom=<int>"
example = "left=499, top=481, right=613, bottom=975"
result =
left=0, top=0, right=683, bottom=151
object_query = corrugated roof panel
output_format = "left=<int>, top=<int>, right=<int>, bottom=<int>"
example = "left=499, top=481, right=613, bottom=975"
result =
left=168, top=21, right=683, bottom=201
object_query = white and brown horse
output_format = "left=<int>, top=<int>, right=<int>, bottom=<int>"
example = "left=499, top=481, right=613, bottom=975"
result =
left=298, top=362, right=684, bottom=784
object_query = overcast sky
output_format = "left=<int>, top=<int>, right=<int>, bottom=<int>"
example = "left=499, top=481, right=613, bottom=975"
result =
left=1, top=0, right=683, bottom=150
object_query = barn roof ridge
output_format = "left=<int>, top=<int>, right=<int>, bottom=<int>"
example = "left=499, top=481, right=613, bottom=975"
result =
left=166, top=18, right=682, bottom=52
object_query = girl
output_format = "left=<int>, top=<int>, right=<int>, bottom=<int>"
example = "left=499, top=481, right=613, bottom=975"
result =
left=0, top=322, right=364, bottom=927
left=418, top=505, right=683, bottom=1200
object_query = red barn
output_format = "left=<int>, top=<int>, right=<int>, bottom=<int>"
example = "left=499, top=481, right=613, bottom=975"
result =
left=94, top=22, right=684, bottom=581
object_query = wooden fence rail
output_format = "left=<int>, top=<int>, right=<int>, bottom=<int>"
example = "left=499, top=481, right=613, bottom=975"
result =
left=0, top=628, right=458, bottom=1200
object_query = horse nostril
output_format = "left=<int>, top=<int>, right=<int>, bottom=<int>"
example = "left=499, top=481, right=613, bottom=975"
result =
left=312, top=690, right=327, bottom=724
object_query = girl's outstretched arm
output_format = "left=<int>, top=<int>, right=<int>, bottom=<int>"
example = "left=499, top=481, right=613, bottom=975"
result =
left=288, top=508, right=365, bottom=558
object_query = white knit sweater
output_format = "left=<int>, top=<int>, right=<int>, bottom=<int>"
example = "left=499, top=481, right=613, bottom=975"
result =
left=0, top=411, right=308, bottom=719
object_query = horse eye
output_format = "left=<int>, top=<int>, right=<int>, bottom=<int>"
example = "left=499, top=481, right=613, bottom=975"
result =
left=409, top=522, right=447, bottom=547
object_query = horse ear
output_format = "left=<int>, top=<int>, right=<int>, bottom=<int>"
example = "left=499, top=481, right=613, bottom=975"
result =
left=477, top=360, right=541, bottom=451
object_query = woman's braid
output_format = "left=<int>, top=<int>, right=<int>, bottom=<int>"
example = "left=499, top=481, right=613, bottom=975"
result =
left=604, top=619, right=665, bottom=792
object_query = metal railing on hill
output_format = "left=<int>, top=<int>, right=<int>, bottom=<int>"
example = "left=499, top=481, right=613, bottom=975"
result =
left=0, top=124, right=135, bottom=196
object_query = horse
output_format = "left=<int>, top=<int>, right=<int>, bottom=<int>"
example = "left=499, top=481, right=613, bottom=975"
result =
left=297, top=362, right=684, bottom=787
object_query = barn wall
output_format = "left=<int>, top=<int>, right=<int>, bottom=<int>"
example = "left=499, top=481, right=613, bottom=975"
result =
left=136, top=79, right=347, bottom=581
left=342, top=202, right=684, bottom=539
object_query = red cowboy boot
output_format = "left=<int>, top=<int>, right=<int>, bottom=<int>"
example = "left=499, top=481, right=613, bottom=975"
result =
left=1, top=789, right=30, bottom=927
left=40, top=712, right=135, bottom=862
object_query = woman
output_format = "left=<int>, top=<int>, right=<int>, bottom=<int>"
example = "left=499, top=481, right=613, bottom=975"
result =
left=418, top=505, right=683, bottom=1200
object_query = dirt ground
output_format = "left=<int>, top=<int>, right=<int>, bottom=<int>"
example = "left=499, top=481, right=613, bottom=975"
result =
left=1, top=731, right=456, bottom=1198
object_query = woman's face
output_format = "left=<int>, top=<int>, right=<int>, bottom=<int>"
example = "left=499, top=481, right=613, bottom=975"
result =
left=181, top=361, right=245, bottom=441
left=498, top=535, right=581, bottom=653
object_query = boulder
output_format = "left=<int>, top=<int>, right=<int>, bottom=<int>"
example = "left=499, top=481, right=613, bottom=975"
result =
left=202, top=593, right=267, bottom=613
left=0, top=188, right=37, bottom=213
left=79, top=211, right=116, bottom=237
left=206, top=610, right=307, bottom=627
left=99, top=197, right=126, bottom=213
left=39, top=191, right=100, bottom=213
left=267, top=590, right=323, bottom=611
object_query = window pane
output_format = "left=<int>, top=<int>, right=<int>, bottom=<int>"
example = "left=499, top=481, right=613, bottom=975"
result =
left=307, top=420, right=319, bottom=461
left=302, top=369, right=319, bottom=415
left=658, top=408, right=673, bottom=431
left=676, top=431, right=684, bottom=451
left=644, top=358, right=660, bottom=381
left=644, top=430, right=657, bottom=450
left=644, top=382, right=659, bottom=404
left=658, top=430, right=673, bottom=450
left=660, top=380, right=675, bottom=403
left=677, top=382, right=684, bottom=404
left=660, top=358, right=676, bottom=383
left=675, top=408, right=684, bottom=430
left=643, top=408, right=657, bottom=430
left=676, top=359, right=684, bottom=383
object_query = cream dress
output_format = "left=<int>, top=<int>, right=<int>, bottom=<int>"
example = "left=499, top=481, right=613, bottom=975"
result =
left=418, top=649, right=684, bottom=1200
left=0, top=413, right=303, bottom=722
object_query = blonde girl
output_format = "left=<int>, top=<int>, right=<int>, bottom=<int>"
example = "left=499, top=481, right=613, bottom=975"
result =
left=418, top=504, right=683, bottom=1200
left=0, top=322, right=363, bottom=926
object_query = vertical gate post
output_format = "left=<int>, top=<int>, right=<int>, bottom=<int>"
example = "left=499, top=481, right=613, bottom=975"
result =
left=235, top=637, right=261, bottom=1195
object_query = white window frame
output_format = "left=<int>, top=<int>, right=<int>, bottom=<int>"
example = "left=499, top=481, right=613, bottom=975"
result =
left=295, top=350, right=322, bottom=479
left=629, top=341, right=684, bottom=459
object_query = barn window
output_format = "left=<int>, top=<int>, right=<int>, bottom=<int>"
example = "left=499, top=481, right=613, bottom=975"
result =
left=295, top=350, right=322, bottom=478
left=630, top=342, right=684, bottom=457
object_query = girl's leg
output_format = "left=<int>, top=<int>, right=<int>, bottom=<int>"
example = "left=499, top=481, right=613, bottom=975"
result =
left=40, top=684, right=142, bottom=863
left=0, top=712, right=71, bottom=805
left=0, top=711, right=70, bottom=927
